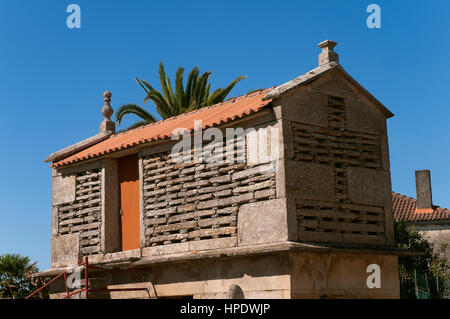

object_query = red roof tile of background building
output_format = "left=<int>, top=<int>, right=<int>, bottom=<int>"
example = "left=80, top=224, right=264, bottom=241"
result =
left=52, top=89, right=273, bottom=168
left=392, top=192, right=450, bottom=222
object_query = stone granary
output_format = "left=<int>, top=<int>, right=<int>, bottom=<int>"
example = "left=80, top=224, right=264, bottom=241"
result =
left=39, top=40, right=408, bottom=298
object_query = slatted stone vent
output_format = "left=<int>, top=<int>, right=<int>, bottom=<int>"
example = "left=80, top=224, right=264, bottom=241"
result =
left=57, top=169, right=102, bottom=255
left=142, top=138, right=277, bottom=247
left=294, top=95, right=386, bottom=245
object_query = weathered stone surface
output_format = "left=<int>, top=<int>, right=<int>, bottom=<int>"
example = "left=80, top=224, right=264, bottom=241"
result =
left=177, top=203, right=196, bottom=213
left=346, top=96, right=385, bottom=135
left=141, top=237, right=237, bottom=257
left=217, top=207, right=238, bottom=216
left=55, top=168, right=102, bottom=256
left=146, top=207, right=177, bottom=217
left=318, top=40, right=339, bottom=65
left=285, top=160, right=335, bottom=201
left=311, top=71, right=355, bottom=99
left=347, top=167, right=387, bottom=206
left=254, top=188, right=276, bottom=199
left=51, top=234, right=80, bottom=268
left=80, top=245, right=100, bottom=255
left=102, top=158, right=121, bottom=253
left=197, top=199, right=219, bottom=210
left=49, top=244, right=401, bottom=299
left=142, top=242, right=190, bottom=257
left=141, top=132, right=277, bottom=248
left=89, top=249, right=141, bottom=264
left=210, top=175, right=231, bottom=184
left=197, top=216, right=235, bottom=228
left=415, top=170, right=433, bottom=210
left=71, top=222, right=101, bottom=232
left=263, top=61, right=339, bottom=101
left=233, top=180, right=274, bottom=194
left=290, top=252, right=399, bottom=298
left=188, top=237, right=237, bottom=251
left=280, top=86, right=329, bottom=127
left=52, top=206, right=58, bottom=237
left=280, top=80, right=392, bottom=247
left=167, top=210, right=215, bottom=223
left=45, top=131, right=113, bottom=163
left=187, top=227, right=236, bottom=239
left=238, top=198, right=289, bottom=246
left=149, top=233, right=188, bottom=243
left=52, top=175, right=76, bottom=206
left=145, top=217, right=167, bottom=226
left=154, top=221, right=197, bottom=233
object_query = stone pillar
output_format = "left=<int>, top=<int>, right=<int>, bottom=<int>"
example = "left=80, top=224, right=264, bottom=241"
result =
left=100, top=91, right=116, bottom=133
left=318, top=40, right=339, bottom=66
left=415, top=170, right=433, bottom=212
left=101, top=158, right=121, bottom=253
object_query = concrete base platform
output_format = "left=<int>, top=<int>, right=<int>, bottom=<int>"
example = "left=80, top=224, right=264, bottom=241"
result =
left=44, top=241, right=405, bottom=299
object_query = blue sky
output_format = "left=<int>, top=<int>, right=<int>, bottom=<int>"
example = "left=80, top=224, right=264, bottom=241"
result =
left=0, top=1, right=449, bottom=271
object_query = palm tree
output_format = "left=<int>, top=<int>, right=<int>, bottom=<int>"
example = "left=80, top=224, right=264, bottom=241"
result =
left=0, top=254, right=38, bottom=299
left=116, top=62, right=246, bottom=130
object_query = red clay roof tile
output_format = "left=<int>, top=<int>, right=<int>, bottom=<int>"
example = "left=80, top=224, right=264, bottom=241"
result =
left=392, top=192, right=450, bottom=222
left=52, top=89, right=273, bottom=168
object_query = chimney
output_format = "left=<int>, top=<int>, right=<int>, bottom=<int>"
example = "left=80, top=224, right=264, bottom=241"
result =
left=318, top=40, right=339, bottom=66
left=415, top=170, right=434, bottom=213
left=100, top=90, right=115, bottom=133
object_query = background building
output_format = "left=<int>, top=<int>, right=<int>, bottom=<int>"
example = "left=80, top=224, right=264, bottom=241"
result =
left=393, top=170, right=450, bottom=263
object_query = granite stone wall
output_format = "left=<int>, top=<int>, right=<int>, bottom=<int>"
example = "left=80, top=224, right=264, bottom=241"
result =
left=56, top=169, right=102, bottom=256
left=288, top=94, right=388, bottom=245
left=142, top=137, right=277, bottom=247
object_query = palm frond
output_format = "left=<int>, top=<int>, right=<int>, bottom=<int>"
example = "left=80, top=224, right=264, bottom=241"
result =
left=115, top=103, right=157, bottom=126
left=123, top=64, right=246, bottom=128
left=194, top=72, right=211, bottom=109
left=140, top=79, right=157, bottom=97
left=207, top=75, right=247, bottom=105
left=158, top=62, right=175, bottom=111
left=185, top=67, right=199, bottom=107
left=135, top=77, right=150, bottom=95
left=166, top=76, right=178, bottom=114
left=175, top=67, right=185, bottom=113
left=145, top=92, right=172, bottom=119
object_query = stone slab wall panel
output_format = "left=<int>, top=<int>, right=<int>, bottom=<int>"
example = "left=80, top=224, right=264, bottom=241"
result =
left=55, top=168, right=103, bottom=256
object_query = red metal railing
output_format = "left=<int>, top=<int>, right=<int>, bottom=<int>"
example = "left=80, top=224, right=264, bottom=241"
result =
left=26, top=257, right=89, bottom=300
left=26, top=256, right=155, bottom=299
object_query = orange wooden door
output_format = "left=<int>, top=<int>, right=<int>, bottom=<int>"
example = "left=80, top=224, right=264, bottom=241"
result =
left=118, top=154, right=140, bottom=251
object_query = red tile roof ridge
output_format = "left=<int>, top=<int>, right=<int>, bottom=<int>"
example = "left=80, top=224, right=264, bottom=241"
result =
left=392, top=192, right=450, bottom=222
left=392, top=192, right=415, bottom=201
left=392, top=192, right=450, bottom=212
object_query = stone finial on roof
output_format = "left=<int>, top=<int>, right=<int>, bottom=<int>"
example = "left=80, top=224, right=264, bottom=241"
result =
left=100, top=90, right=115, bottom=133
left=318, top=40, right=339, bottom=66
